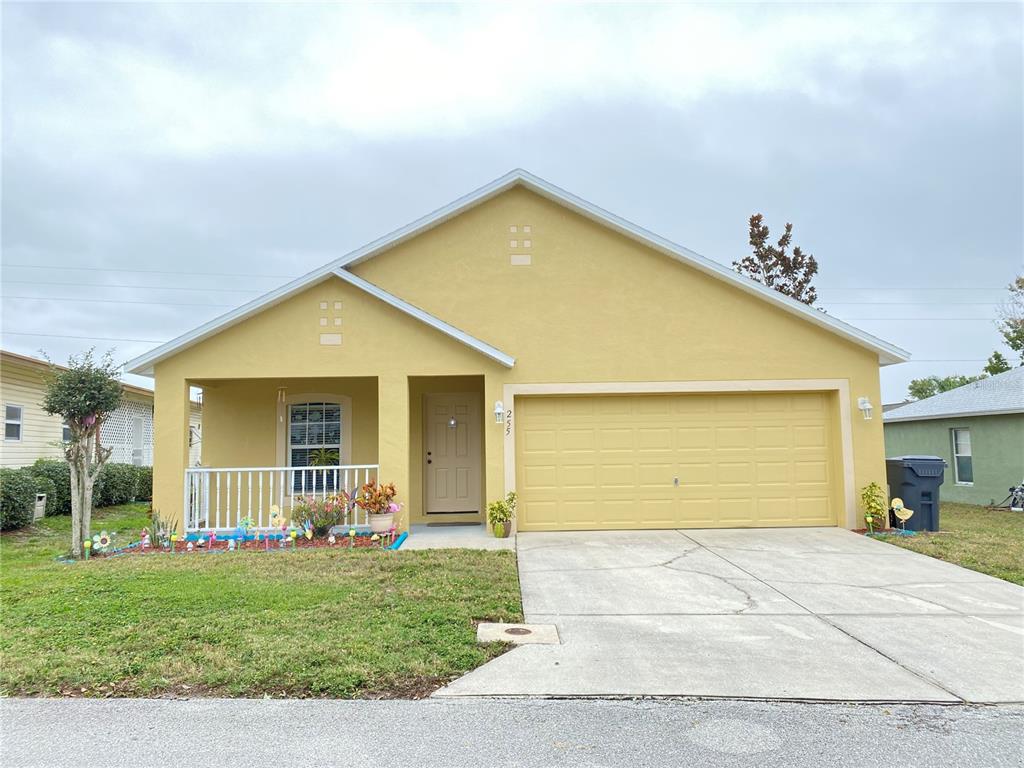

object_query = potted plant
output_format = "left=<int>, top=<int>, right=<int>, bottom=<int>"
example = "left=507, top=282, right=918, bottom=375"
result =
left=487, top=492, right=517, bottom=538
left=354, top=479, right=401, bottom=534
left=308, top=447, right=339, bottom=466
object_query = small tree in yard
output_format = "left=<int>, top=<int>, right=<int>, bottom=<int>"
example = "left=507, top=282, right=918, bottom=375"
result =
left=984, top=351, right=1011, bottom=376
left=41, top=350, right=122, bottom=558
left=996, top=274, right=1024, bottom=366
left=733, top=214, right=819, bottom=306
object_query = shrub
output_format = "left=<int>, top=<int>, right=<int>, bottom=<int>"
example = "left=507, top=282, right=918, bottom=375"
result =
left=30, top=459, right=72, bottom=516
left=291, top=494, right=349, bottom=536
left=1, top=468, right=37, bottom=531
left=134, top=465, right=153, bottom=502
left=95, top=463, right=139, bottom=507
left=33, top=475, right=57, bottom=516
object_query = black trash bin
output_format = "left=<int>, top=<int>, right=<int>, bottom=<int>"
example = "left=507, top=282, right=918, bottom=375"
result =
left=885, top=455, right=946, bottom=532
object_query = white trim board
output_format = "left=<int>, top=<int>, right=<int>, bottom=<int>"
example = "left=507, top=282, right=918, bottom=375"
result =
left=884, top=407, right=1024, bottom=423
left=501, top=379, right=857, bottom=529
left=125, top=170, right=909, bottom=375
left=332, top=270, right=514, bottom=368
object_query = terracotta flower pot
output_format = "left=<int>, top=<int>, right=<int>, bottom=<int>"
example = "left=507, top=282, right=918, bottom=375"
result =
left=369, top=512, right=395, bottom=533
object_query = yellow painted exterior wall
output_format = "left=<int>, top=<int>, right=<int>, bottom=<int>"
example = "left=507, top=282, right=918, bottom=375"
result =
left=151, top=185, right=887, bottom=531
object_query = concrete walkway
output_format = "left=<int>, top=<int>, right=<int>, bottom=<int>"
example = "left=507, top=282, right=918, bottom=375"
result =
left=403, top=523, right=514, bottom=550
left=435, top=528, right=1024, bottom=702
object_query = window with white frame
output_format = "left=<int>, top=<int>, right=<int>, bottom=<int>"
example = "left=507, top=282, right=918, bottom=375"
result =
left=952, top=428, right=973, bottom=484
left=4, top=405, right=23, bottom=441
left=288, top=402, right=342, bottom=491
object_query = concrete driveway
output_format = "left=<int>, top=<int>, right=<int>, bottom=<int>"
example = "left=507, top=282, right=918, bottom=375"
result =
left=436, top=528, right=1024, bottom=702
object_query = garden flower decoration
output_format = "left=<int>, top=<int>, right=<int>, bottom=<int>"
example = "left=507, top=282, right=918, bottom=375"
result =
left=92, top=531, right=113, bottom=553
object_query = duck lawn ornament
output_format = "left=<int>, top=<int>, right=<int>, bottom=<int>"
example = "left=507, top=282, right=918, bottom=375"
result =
left=890, top=497, right=914, bottom=533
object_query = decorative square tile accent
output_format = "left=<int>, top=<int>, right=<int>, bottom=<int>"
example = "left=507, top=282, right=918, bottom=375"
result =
left=523, top=239, right=532, bottom=248
left=510, top=239, right=518, bottom=248
left=510, top=254, right=532, bottom=266
left=333, top=317, right=342, bottom=326
left=319, top=301, right=328, bottom=310
left=319, top=317, right=328, bottom=326
left=334, top=301, right=342, bottom=310
left=509, top=225, right=518, bottom=233
left=319, top=333, right=342, bottom=346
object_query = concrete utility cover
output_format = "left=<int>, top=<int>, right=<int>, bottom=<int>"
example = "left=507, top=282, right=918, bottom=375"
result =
left=477, top=622, right=560, bottom=645
left=437, top=528, right=1024, bottom=702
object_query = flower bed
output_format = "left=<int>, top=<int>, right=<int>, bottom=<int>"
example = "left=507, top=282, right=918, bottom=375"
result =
left=85, top=529, right=401, bottom=558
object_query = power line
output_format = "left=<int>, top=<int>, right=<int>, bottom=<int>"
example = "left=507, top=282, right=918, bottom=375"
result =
left=3, top=263, right=297, bottom=279
left=2, top=295, right=234, bottom=308
left=2, top=331, right=165, bottom=343
left=3, top=280, right=263, bottom=293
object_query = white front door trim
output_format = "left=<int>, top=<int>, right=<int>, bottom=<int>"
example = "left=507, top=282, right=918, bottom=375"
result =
left=502, top=379, right=856, bottom=528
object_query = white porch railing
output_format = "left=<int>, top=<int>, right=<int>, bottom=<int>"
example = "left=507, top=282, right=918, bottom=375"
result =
left=183, top=465, right=379, bottom=532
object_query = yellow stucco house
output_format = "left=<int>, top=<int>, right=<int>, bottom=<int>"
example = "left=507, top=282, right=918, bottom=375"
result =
left=126, top=170, right=909, bottom=535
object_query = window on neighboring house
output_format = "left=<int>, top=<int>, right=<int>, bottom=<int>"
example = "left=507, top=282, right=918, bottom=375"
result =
left=952, top=428, right=973, bottom=484
left=62, top=422, right=72, bottom=442
left=288, top=402, right=342, bottom=492
left=4, top=405, right=23, bottom=441
left=132, top=416, right=145, bottom=466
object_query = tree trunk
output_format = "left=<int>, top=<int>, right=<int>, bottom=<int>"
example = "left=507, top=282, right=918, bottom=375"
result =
left=69, top=461, right=82, bottom=558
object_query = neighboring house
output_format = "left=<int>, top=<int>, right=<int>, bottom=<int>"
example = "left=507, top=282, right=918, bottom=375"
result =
left=883, top=367, right=1024, bottom=506
left=126, top=169, right=909, bottom=534
left=0, top=350, right=202, bottom=469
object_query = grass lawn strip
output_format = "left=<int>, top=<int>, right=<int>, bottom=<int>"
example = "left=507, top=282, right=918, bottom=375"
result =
left=876, top=502, right=1023, bottom=585
left=0, top=504, right=523, bottom=698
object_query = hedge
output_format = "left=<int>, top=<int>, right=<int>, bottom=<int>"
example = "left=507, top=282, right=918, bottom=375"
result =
left=30, top=459, right=72, bottom=516
left=24, top=460, right=153, bottom=516
left=94, top=463, right=140, bottom=508
left=134, top=465, right=153, bottom=502
left=1, top=468, right=37, bottom=531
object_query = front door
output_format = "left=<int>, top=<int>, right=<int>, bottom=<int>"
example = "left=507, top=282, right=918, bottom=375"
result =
left=424, top=393, right=482, bottom=516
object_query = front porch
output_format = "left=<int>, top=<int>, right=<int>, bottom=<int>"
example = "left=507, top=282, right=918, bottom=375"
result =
left=161, top=374, right=497, bottom=534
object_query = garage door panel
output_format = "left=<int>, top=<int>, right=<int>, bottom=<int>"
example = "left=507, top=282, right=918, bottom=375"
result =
left=516, top=392, right=840, bottom=531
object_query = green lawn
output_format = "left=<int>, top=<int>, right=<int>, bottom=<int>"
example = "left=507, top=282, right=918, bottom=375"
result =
left=0, top=504, right=522, bottom=698
left=877, top=502, right=1024, bottom=585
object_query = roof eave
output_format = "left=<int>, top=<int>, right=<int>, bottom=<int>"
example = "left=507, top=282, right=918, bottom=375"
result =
left=884, top=407, right=1024, bottom=423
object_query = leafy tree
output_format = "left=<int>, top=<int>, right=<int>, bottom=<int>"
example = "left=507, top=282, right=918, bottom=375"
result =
left=996, top=274, right=1024, bottom=365
left=41, top=350, right=123, bottom=558
left=733, top=214, right=819, bottom=305
left=907, top=374, right=986, bottom=401
left=984, top=351, right=1011, bottom=376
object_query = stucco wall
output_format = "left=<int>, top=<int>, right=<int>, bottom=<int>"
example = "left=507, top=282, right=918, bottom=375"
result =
left=884, top=414, right=1024, bottom=505
left=151, top=186, right=889, bottom=529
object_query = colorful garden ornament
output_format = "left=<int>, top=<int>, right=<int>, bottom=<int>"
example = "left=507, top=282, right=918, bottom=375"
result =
left=891, top=497, right=914, bottom=533
left=83, top=539, right=92, bottom=560
left=169, top=532, right=178, bottom=552
left=348, top=528, right=356, bottom=548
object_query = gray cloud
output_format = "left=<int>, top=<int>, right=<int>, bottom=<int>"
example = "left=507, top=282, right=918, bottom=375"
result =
left=2, top=3, right=1021, bottom=400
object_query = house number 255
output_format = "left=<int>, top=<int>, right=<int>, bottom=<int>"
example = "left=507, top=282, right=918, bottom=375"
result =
left=505, top=410, right=513, bottom=437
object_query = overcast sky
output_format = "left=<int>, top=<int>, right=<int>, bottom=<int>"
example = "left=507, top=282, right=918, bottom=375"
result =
left=2, top=3, right=1022, bottom=402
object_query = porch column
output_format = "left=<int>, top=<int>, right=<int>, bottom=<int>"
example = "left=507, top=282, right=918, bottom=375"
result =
left=377, top=374, right=410, bottom=531
left=483, top=373, right=506, bottom=530
left=152, top=374, right=191, bottom=532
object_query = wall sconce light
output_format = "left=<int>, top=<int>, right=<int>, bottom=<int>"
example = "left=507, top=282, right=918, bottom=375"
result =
left=448, top=416, right=458, bottom=430
left=857, top=397, right=874, bottom=421
left=494, top=400, right=505, bottom=424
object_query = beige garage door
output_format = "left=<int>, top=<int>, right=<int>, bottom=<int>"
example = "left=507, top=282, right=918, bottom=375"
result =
left=515, top=392, right=840, bottom=531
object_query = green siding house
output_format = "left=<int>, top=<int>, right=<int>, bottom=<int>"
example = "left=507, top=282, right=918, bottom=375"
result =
left=883, top=367, right=1024, bottom=506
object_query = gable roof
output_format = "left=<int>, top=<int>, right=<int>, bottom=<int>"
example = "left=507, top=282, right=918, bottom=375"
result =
left=883, top=366, right=1024, bottom=423
left=333, top=270, right=514, bottom=367
left=126, top=169, right=910, bottom=375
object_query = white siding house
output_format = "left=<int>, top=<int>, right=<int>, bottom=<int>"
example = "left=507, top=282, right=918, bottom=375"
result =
left=0, top=350, right=201, bottom=469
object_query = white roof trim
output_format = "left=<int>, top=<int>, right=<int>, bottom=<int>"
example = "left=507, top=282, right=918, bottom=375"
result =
left=884, top=407, right=1024, bottom=423
left=126, top=169, right=909, bottom=374
left=332, top=269, right=514, bottom=368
